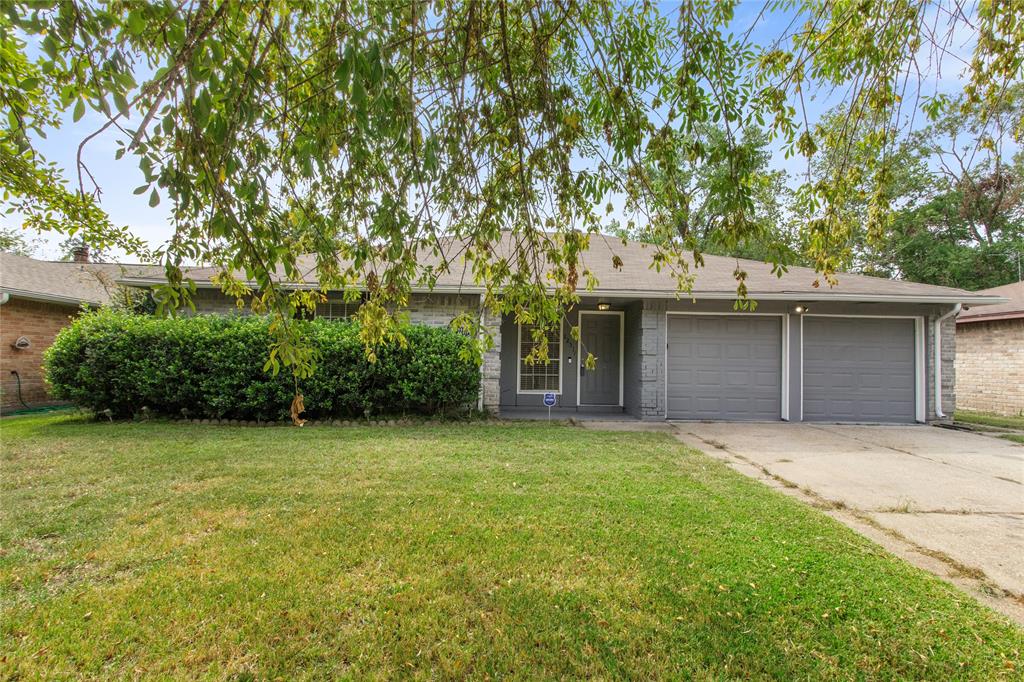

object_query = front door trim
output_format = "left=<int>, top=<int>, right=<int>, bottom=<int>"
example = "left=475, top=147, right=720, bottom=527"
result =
left=577, top=310, right=625, bottom=407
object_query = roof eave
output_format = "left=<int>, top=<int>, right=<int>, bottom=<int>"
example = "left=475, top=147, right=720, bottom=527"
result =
left=957, top=311, right=1024, bottom=323
left=0, top=287, right=102, bottom=307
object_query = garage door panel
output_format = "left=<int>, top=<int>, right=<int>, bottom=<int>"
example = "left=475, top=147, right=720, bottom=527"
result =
left=667, top=315, right=782, bottom=421
left=696, top=344, right=722, bottom=359
left=803, top=317, right=916, bottom=423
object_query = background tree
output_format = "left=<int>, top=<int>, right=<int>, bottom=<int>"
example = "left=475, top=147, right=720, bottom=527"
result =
left=1, top=0, right=1021, bottom=384
left=878, top=160, right=1024, bottom=289
left=807, top=84, right=1024, bottom=289
left=0, top=225, right=43, bottom=257
left=640, top=126, right=802, bottom=264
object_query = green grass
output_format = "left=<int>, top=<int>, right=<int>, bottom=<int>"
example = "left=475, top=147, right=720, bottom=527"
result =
left=1000, top=434, right=1024, bottom=445
left=2, top=415, right=1021, bottom=679
left=955, top=410, right=1024, bottom=430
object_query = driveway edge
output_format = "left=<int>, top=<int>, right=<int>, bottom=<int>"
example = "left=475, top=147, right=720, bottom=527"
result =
left=669, top=427, right=1024, bottom=628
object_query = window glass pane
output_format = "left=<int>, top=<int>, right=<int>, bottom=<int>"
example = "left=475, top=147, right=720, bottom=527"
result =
left=316, top=297, right=361, bottom=320
left=519, top=323, right=560, bottom=392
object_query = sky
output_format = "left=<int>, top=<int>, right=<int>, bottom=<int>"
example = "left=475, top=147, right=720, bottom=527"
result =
left=9, top=1, right=983, bottom=263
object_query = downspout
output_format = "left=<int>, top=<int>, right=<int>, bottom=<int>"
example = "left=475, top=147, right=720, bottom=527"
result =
left=933, top=303, right=961, bottom=419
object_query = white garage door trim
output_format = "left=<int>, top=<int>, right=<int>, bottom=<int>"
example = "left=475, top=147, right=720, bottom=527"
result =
left=799, top=314, right=925, bottom=423
left=665, top=312, right=790, bottom=421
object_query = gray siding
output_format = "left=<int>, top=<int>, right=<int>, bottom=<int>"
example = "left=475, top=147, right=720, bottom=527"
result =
left=499, top=307, right=581, bottom=409
left=498, top=303, right=632, bottom=413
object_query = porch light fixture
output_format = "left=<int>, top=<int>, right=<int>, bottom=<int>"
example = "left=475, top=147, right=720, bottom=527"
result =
left=794, top=304, right=809, bottom=314
left=596, top=302, right=611, bottom=311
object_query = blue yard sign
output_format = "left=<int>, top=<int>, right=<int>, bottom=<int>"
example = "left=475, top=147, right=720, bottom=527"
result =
left=543, top=392, right=556, bottom=420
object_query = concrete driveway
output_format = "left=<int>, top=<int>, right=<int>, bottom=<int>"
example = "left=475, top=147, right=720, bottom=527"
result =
left=672, top=422, right=1024, bottom=606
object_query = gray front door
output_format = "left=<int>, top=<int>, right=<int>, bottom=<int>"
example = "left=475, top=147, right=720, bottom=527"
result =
left=802, top=317, right=916, bottom=423
left=579, top=313, right=621, bottom=405
left=667, top=315, right=782, bottom=420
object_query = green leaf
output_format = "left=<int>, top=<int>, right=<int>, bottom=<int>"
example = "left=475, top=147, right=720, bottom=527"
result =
left=114, top=92, right=130, bottom=118
left=73, top=98, right=86, bottom=122
left=149, top=188, right=160, bottom=207
left=127, top=10, right=145, bottom=35
left=133, top=184, right=150, bottom=195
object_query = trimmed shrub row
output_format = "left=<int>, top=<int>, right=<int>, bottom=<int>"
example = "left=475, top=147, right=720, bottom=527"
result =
left=44, top=310, right=480, bottom=421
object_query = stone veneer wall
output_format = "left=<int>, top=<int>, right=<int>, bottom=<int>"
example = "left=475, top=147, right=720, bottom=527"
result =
left=955, top=318, right=1023, bottom=417
left=925, top=314, right=957, bottom=420
left=638, top=299, right=668, bottom=419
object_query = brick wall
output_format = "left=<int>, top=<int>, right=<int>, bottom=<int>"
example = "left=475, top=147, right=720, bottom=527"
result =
left=955, top=318, right=1024, bottom=417
left=404, top=294, right=478, bottom=327
left=924, top=314, right=957, bottom=420
left=0, top=297, right=81, bottom=411
left=638, top=299, right=667, bottom=420
left=480, top=306, right=502, bottom=412
left=190, top=288, right=247, bottom=314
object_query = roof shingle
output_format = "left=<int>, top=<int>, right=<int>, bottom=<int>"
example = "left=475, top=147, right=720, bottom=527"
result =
left=0, top=252, right=163, bottom=306
left=116, top=233, right=1006, bottom=305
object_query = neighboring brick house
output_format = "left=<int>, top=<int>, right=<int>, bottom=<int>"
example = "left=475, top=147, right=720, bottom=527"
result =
left=0, top=250, right=160, bottom=413
left=955, top=281, right=1024, bottom=417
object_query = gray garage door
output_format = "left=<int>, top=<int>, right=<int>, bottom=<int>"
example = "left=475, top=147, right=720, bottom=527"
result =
left=802, top=317, right=916, bottom=423
left=667, top=315, right=782, bottom=420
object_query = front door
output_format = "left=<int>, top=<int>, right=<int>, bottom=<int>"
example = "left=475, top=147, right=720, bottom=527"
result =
left=579, top=312, right=622, bottom=406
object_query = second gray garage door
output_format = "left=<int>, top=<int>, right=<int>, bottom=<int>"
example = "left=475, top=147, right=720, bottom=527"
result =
left=667, top=315, right=782, bottom=420
left=802, top=317, right=917, bottom=423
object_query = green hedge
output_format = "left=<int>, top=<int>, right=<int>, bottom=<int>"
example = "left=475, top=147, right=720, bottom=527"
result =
left=44, top=310, right=480, bottom=420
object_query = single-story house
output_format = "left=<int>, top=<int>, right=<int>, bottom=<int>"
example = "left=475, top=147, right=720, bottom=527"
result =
left=0, top=249, right=161, bottom=412
left=117, top=233, right=1005, bottom=424
left=955, top=281, right=1023, bottom=417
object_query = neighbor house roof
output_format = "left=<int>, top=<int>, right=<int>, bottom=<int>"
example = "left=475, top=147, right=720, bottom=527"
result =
left=0, top=251, right=163, bottom=306
left=116, top=232, right=1007, bottom=306
left=957, top=281, right=1024, bottom=323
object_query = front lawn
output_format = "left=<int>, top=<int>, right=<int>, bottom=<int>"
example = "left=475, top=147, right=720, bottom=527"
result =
left=2, top=415, right=1021, bottom=678
left=955, top=410, right=1024, bottom=430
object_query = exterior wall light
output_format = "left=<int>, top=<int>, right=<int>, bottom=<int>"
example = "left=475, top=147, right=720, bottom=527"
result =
left=794, top=305, right=808, bottom=314
left=596, top=302, right=610, bottom=311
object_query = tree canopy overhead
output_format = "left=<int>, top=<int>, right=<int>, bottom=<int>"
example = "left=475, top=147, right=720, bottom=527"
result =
left=2, top=0, right=1022, bottom=378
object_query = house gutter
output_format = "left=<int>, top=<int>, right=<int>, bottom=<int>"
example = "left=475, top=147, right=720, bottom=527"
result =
left=0, top=288, right=98, bottom=307
left=933, top=303, right=962, bottom=419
